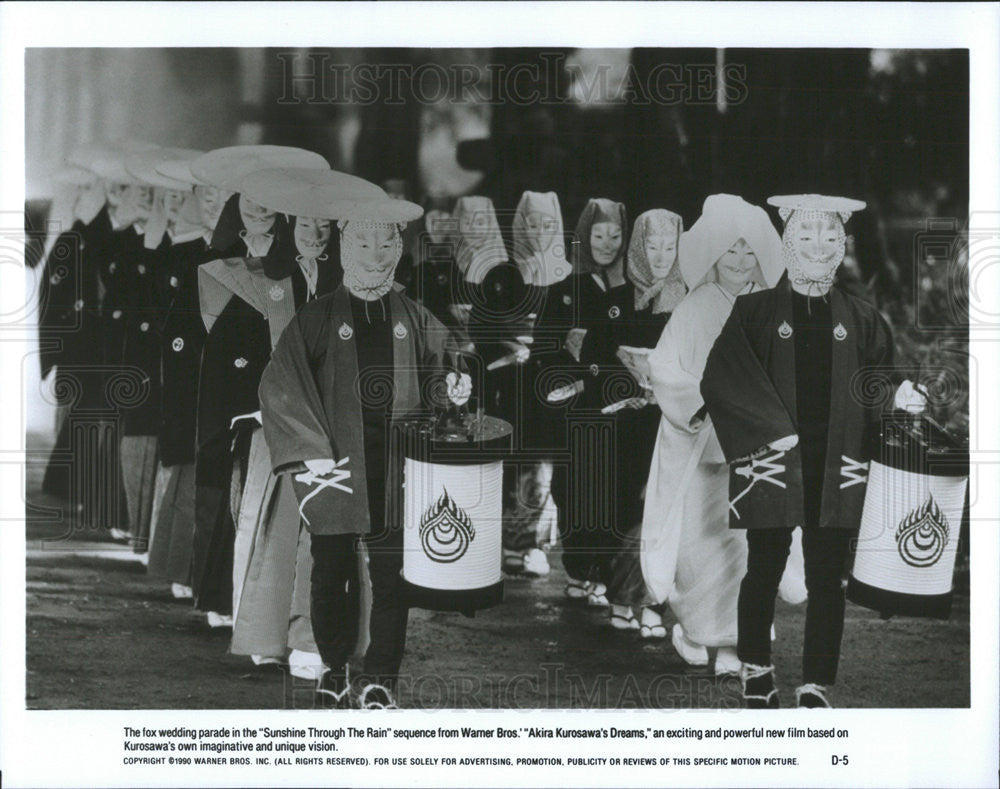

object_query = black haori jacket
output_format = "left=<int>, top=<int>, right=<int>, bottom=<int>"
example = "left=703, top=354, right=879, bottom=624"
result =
left=38, top=213, right=109, bottom=406
left=194, top=255, right=314, bottom=488
left=100, top=225, right=155, bottom=426
left=701, top=277, right=894, bottom=530
left=156, top=235, right=217, bottom=467
left=190, top=253, right=328, bottom=614
left=119, top=235, right=169, bottom=436
left=259, top=285, right=452, bottom=536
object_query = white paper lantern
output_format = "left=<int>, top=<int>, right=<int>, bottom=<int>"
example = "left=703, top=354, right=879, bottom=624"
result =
left=848, top=460, right=967, bottom=618
left=399, top=417, right=510, bottom=613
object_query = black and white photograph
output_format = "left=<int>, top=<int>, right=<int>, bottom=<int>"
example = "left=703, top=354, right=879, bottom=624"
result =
left=2, top=3, right=998, bottom=788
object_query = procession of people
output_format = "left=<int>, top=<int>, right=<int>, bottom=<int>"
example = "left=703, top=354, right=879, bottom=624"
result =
left=37, top=136, right=934, bottom=711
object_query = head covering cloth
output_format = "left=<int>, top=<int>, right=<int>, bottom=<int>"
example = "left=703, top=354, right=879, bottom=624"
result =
left=574, top=197, right=627, bottom=275
left=452, top=195, right=508, bottom=285
left=512, top=190, right=568, bottom=287
left=627, top=208, right=686, bottom=313
left=679, top=193, right=784, bottom=290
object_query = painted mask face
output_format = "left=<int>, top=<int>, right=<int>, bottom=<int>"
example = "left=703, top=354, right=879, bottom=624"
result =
left=342, top=223, right=400, bottom=273
left=525, top=211, right=560, bottom=251
left=789, top=214, right=843, bottom=282
left=425, top=209, right=452, bottom=245
left=160, top=188, right=187, bottom=223
left=105, top=181, right=129, bottom=209
left=76, top=180, right=102, bottom=213
left=459, top=209, right=491, bottom=249
left=714, top=237, right=758, bottom=293
left=293, top=216, right=332, bottom=259
left=194, top=185, right=228, bottom=229
left=589, top=221, right=623, bottom=267
left=643, top=230, right=678, bottom=279
left=130, top=184, right=155, bottom=219
left=238, top=195, right=276, bottom=235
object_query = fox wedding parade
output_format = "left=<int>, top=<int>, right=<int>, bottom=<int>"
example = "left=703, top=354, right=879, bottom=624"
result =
left=21, top=44, right=973, bottom=715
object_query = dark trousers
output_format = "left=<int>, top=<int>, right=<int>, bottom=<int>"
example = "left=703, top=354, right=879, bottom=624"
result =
left=737, top=527, right=855, bottom=686
left=309, top=525, right=408, bottom=688
left=553, top=409, right=655, bottom=587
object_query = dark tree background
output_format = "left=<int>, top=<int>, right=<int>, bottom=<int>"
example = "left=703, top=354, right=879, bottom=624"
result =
left=29, top=47, right=969, bottom=437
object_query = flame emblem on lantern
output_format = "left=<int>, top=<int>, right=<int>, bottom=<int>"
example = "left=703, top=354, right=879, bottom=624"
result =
left=419, top=488, right=475, bottom=564
left=895, top=493, right=949, bottom=568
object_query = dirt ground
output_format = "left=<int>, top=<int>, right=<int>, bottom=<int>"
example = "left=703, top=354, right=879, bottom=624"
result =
left=24, top=437, right=970, bottom=711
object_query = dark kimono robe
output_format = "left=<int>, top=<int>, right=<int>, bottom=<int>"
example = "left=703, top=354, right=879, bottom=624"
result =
left=259, top=285, right=452, bottom=536
left=191, top=253, right=337, bottom=614
left=98, top=226, right=152, bottom=424
left=146, top=232, right=216, bottom=583
left=630, top=303, right=670, bottom=350
left=466, top=262, right=539, bottom=428
left=701, top=277, right=894, bottom=531
left=38, top=209, right=116, bottom=516
left=155, top=234, right=217, bottom=467
left=191, top=256, right=282, bottom=613
left=403, top=247, right=463, bottom=331
left=531, top=272, right=644, bottom=585
left=120, top=236, right=169, bottom=437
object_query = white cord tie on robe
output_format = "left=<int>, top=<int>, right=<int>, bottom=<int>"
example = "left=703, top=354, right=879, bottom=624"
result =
left=729, top=450, right=787, bottom=519
left=839, top=455, right=869, bottom=489
left=294, top=457, right=353, bottom=526
left=296, top=253, right=325, bottom=299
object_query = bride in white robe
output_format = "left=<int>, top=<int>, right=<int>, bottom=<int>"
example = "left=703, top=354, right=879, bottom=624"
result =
left=635, top=194, right=806, bottom=675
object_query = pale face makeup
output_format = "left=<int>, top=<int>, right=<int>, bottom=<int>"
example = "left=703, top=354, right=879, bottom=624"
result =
left=238, top=194, right=276, bottom=235
left=589, top=221, right=623, bottom=267
left=343, top=223, right=400, bottom=273
left=643, top=230, right=678, bottom=278
left=293, top=216, right=332, bottom=259
left=715, top=237, right=758, bottom=295
left=790, top=214, right=842, bottom=282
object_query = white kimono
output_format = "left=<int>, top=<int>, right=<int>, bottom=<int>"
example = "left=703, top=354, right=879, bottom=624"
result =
left=641, top=282, right=806, bottom=648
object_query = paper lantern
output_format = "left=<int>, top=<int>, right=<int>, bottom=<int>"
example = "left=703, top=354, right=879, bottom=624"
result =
left=398, top=416, right=511, bottom=614
left=848, top=419, right=968, bottom=619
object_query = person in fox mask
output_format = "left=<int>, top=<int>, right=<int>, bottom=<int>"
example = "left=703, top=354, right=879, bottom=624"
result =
left=223, top=167, right=377, bottom=681
left=144, top=148, right=227, bottom=599
left=188, top=146, right=329, bottom=630
left=700, top=193, right=921, bottom=708
left=633, top=196, right=807, bottom=674
left=87, top=143, right=161, bottom=547
left=36, top=149, right=129, bottom=527
left=259, top=186, right=454, bottom=710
